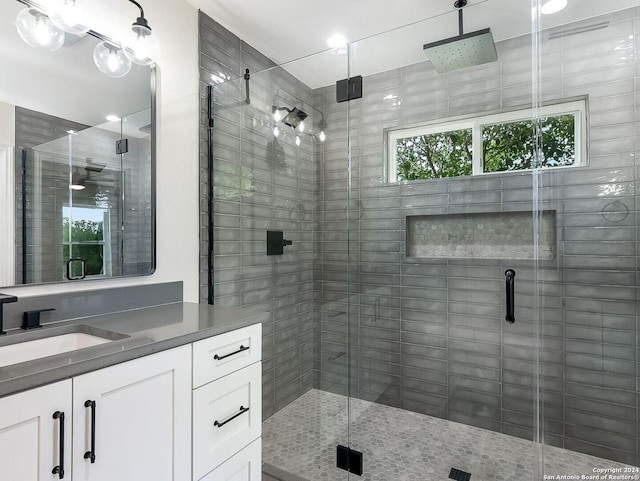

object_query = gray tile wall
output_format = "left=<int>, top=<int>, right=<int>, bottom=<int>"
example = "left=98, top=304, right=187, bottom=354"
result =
left=199, top=5, right=639, bottom=467
left=198, top=12, right=317, bottom=419
left=314, top=8, right=639, bottom=466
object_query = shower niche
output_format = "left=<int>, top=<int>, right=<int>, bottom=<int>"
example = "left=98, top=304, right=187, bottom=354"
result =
left=406, top=210, right=556, bottom=260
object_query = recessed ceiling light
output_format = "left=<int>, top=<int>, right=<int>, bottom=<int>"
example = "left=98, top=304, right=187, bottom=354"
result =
left=541, top=0, right=568, bottom=15
left=106, top=114, right=120, bottom=122
left=327, top=34, right=347, bottom=49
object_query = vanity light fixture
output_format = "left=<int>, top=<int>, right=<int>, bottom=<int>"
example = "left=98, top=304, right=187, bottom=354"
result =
left=93, top=41, right=132, bottom=78
left=15, top=0, right=158, bottom=77
left=123, top=0, right=159, bottom=66
left=49, top=0, right=90, bottom=36
left=15, top=7, right=65, bottom=51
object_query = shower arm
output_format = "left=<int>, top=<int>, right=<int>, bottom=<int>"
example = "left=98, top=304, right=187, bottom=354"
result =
left=454, top=0, right=467, bottom=35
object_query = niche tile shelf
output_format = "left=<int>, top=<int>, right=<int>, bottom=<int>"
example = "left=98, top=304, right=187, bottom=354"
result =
left=407, top=211, right=556, bottom=260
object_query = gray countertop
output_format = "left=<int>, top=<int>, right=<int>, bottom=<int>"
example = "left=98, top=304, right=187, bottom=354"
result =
left=0, top=302, right=269, bottom=398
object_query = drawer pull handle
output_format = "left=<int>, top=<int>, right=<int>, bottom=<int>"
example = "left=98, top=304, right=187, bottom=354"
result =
left=213, top=405, right=250, bottom=428
left=213, top=345, right=249, bottom=361
left=52, top=411, right=65, bottom=479
left=83, top=400, right=96, bottom=463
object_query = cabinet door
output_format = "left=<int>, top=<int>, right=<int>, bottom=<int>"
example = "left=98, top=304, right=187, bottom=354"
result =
left=72, top=346, right=191, bottom=481
left=0, top=380, right=72, bottom=481
left=193, top=362, right=262, bottom=479
left=199, top=438, right=261, bottom=481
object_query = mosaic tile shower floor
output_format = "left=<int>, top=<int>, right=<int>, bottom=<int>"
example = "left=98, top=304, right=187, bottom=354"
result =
left=262, top=389, right=637, bottom=481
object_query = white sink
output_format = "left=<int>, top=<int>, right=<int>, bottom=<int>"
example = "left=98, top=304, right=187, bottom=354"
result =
left=0, top=333, right=112, bottom=368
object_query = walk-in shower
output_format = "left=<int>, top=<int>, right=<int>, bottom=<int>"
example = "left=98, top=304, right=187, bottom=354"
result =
left=200, top=0, right=640, bottom=479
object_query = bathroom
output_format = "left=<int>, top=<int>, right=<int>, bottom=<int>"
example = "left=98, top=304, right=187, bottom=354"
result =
left=0, top=0, right=638, bottom=480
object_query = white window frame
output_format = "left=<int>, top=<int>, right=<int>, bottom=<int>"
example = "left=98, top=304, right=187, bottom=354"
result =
left=62, top=204, right=112, bottom=279
left=386, top=99, right=587, bottom=182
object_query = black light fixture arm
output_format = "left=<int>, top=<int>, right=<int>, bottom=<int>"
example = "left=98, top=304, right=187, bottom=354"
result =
left=128, top=0, right=145, bottom=18
left=127, top=0, right=151, bottom=31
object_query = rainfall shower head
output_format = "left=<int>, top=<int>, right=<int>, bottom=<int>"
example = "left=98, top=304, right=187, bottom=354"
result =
left=281, top=107, right=308, bottom=130
left=423, top=0, right=497, bottom=73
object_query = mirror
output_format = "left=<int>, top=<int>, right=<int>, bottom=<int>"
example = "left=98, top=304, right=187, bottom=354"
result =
left=0, top=0, right=155, bottom=286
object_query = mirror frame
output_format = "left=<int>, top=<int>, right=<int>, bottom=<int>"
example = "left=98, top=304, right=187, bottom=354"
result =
left=1, top=20, right=157, bottom=287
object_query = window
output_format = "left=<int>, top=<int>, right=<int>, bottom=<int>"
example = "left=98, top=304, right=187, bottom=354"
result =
left=386, top=100, right=586, bottom=182
left=63, top=205, right=111, bottom=278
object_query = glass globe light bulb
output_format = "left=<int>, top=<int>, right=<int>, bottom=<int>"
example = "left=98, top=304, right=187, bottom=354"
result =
left=295, top=136, right=301, bottom=146
left=124, top=24, right=159, bottom=66
left=50, top=0, right=90, bottom=35
left=16, top=8, right=65, bottom=51
left=319, top=130, right=326, bottom=142
left=93, top=41, right=132, bottom=78
left=273, top=126, right=280, bottom=138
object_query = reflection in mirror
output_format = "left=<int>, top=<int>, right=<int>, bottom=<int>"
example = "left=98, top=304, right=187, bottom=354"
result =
left=0, top=0, right=155, bottom=287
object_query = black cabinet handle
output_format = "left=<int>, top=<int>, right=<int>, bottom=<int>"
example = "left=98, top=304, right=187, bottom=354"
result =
left=52, top=411, right=65, bottom=479
left=83, top=400, right=96, bottom=463
left=214, top=345, right=249, bottom=361
left=505, top=269, right=516, bottom=324
left=213, top=405, right=250, bottom=428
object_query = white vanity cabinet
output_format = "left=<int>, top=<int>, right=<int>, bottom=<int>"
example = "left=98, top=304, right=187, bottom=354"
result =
left=0, top=322, right=262, bottom=481
left=72, top=345, right=192, bottom=481
left=0, top=380, right=72, bottom=481
left=192, top=323, right=262, bottom=481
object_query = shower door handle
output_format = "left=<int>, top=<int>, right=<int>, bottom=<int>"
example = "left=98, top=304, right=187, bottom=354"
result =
left=505, top=269, right=515, bottom=324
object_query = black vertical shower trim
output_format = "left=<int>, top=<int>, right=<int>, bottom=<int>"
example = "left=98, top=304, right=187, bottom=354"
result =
left=207, top=85, right=215, bottom=305
left=21, top=148, right=27, bottom=284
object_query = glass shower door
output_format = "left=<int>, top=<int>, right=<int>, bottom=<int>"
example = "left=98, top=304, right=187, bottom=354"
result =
left=344, top=4, right=542, bottom=480
left=534, top=0, right=640, bottom=475
left=205, top=45, right=352, bottom=480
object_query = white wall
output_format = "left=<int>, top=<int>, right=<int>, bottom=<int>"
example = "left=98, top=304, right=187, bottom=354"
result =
left=2, top=0, right=201, bottom=302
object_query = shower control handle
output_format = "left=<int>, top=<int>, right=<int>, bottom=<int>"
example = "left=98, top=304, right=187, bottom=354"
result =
left=505, top=269, right=515, bottom=324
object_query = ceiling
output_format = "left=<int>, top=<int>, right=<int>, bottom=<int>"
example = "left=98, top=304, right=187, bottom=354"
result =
left=189, top=0, right=640, bottom=88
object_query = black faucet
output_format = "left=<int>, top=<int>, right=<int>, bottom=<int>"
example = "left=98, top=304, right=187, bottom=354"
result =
left=23, top=308, right=55, bottom=330
left=0, top=294, right=18, bottom=335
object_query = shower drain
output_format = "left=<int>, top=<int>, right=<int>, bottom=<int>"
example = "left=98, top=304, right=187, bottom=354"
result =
left=449, top=467, right=471, bottom=481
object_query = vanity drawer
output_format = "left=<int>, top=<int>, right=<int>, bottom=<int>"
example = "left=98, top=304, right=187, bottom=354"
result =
left=193, top=362, right=261, bottom=479
left=193, top=323, right=261, bottom=388
left=198, top=437, right=261, bottom=481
